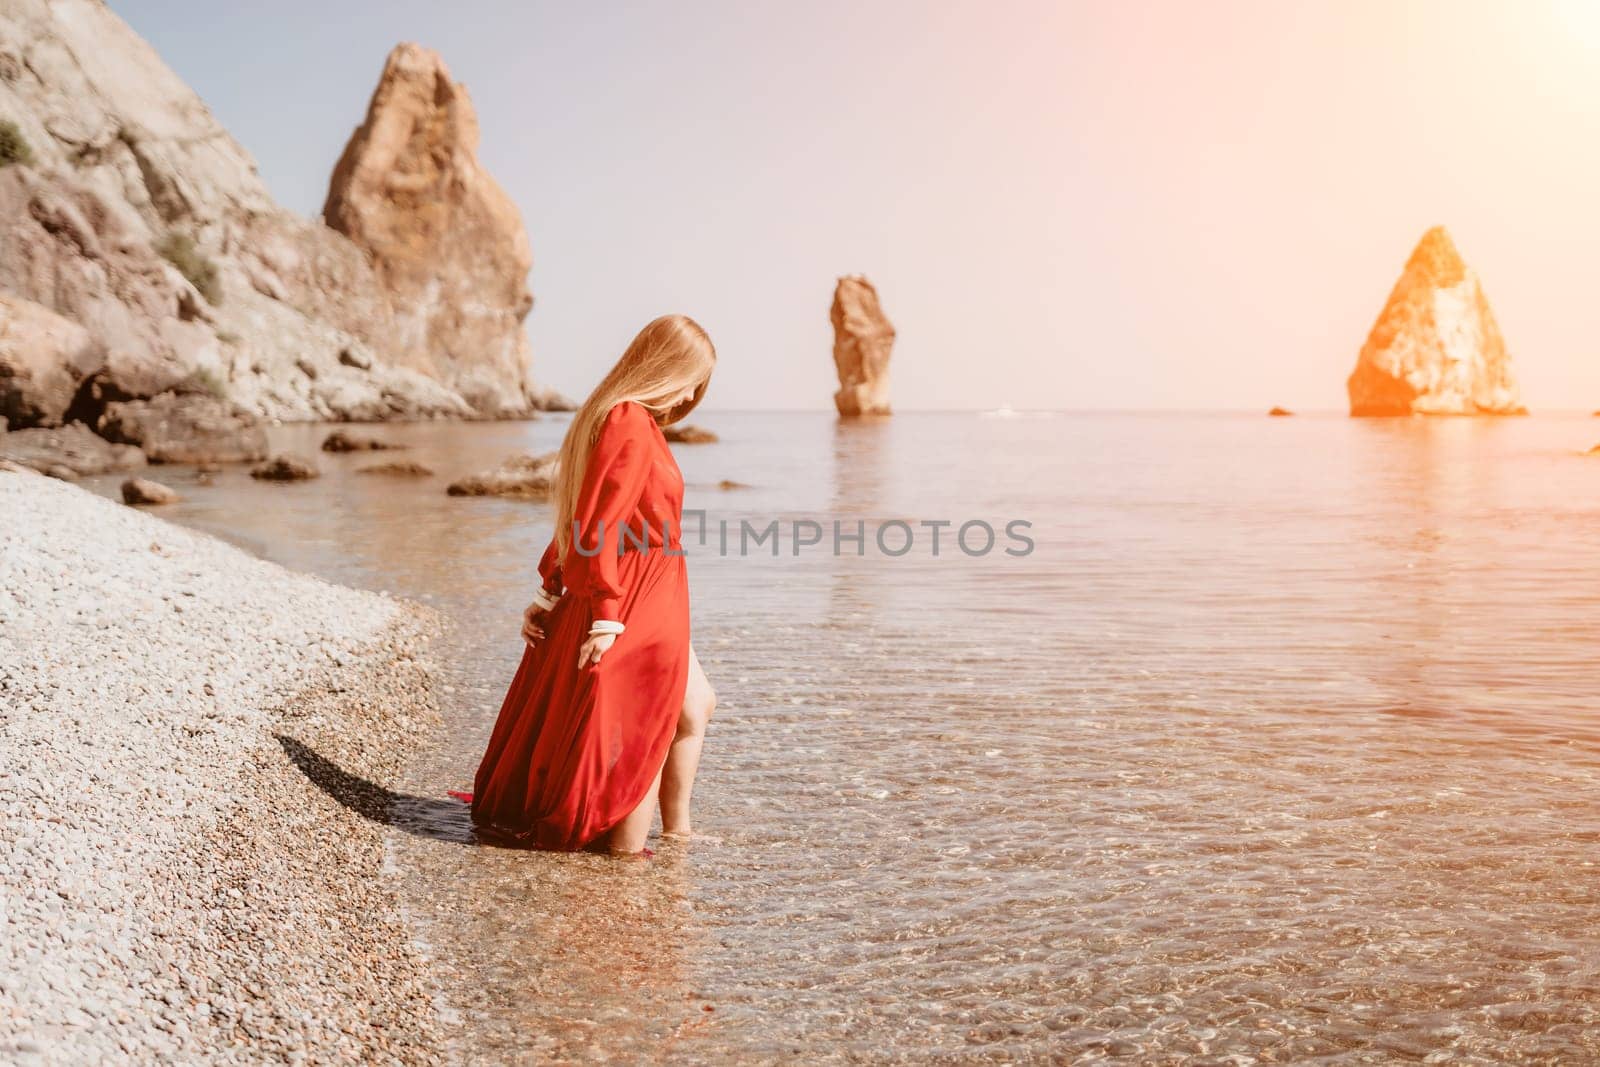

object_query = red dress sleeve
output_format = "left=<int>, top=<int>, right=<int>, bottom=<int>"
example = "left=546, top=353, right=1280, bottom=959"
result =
left=536, top=536, right=563, bottom=597
left=572, top=402, right=653, bottom=623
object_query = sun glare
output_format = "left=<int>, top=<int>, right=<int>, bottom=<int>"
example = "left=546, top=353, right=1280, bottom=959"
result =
left=1552, top=0, right=1600, bottom=49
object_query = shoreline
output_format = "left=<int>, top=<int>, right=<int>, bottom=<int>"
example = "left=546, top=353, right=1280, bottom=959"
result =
left=0, top=464, right=450, bottom=1063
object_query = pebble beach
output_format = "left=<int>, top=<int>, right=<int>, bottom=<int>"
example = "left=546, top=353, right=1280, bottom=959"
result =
left=0, top=463, right=448, bottom=1064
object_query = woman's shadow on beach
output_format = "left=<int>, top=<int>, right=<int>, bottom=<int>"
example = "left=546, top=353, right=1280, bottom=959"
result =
left=275, top=734, right=489, bottom=847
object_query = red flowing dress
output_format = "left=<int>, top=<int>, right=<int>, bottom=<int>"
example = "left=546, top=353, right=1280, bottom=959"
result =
left=468, top=401, right=690, bottom=850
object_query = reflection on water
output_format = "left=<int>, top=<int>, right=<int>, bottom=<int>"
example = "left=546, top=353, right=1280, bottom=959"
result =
left=81, top=412, right=1600, bottom=1061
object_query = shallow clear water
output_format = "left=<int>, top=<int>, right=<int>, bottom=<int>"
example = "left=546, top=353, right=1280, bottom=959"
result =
left=83, top=412, right=1600, bottom=1062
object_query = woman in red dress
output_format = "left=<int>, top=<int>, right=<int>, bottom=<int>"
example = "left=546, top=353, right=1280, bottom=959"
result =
left=464, top=315, right=719, bottom=856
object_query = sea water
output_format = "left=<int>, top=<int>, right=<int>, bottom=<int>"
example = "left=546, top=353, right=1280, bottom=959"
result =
left=84, top=411, right=1600, bottom=1061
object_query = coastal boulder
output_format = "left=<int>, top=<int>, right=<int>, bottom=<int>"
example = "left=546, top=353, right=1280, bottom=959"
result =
left=324, top=44, right=537, bottom=419
left=121, top=477, right=181, bottom=506
left=447, top=451, right=558, bottom=499
left=251, top=454, right=321, bottom=481
left=1347, top=227, right=1524, bottom=416
left=830, top=276, right=895, bottom=416
left=530, top=386, right=578, bottom=412
left=322, top=429, right=404, bottom=452
left=0, top=422, right=145, bottom=479
left=0, top=294, right=106, bottom=428
left=664, top=424, right=718, bottom=444
left=98, top=391, right=268, bottom=465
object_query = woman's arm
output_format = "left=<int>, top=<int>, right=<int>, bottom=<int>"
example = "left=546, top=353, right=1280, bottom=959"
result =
left=573, top=402, right=653, bottom=627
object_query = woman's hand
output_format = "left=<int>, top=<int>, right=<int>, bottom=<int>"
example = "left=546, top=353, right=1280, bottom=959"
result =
left=577, top=633, right=616, bottom=669
left=521, top=601, right=551, bottom=647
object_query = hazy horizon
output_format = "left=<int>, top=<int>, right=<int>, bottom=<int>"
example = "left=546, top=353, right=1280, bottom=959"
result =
left=114, top=0, right=1600, bottom=412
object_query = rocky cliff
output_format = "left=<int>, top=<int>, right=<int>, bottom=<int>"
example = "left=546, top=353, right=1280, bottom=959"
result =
left=0, top=0, right=544, bottom=434
left=325, top=44, right=539, bottom=419
left=831, top=275, right=894, bottom=416
left=1347, top=227, right=1524, bottom=416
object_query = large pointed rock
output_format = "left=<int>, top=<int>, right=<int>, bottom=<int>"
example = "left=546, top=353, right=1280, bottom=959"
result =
left=1347, top=227, right=1524, bottom=416
left=0, top=2, right=509, bottom=422
left=323, top=44, right=537, bottom=419
left=831, top=276, right=895, bottom=416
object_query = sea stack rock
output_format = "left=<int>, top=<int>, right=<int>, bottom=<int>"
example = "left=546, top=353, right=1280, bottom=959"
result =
left=1347, top=227, right=1524, bottom=416
left=831, top=276, right=895, bottom=416
left=324, top=44, right=537, bottom=419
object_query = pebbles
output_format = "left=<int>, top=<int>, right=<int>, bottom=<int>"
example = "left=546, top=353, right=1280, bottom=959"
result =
left=0, top=466, right=446, bottom=1062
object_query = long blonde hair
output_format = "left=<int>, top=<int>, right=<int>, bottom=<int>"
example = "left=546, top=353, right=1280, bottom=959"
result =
left=553, top=314, right=716, bottom=557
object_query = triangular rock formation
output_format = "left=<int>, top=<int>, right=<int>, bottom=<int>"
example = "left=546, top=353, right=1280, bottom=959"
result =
left=1347, top=227, right=1524, bottom=416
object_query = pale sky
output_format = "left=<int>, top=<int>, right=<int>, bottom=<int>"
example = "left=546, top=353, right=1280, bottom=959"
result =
left=114, top=0, right=1600, bottom=411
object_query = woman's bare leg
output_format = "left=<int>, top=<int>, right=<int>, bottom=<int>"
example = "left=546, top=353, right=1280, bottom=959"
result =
left=608, top=761, right=664, bottom=855
left=661, top=645, right=716, bottom=837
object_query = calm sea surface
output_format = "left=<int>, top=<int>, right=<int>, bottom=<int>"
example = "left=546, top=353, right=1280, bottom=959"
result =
left=83, top=412, right=1600, bottom=1062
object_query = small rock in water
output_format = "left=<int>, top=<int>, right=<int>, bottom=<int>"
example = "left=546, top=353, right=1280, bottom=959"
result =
left=250, top=454, right=320, bottom=482
left=321, top=430, right=404, bottom=453
left=357, top=460, right=433, bottom=477
left=446, top=451, right=558, bottom=499
left=1267, top=406, right=1293, bottom=417
left=121, top=478, right=181, bottom=506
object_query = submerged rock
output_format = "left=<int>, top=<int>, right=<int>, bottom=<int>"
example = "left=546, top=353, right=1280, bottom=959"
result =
left=831, top=276, right=895, bottom=416
left=0, top=422, right=145, bottom=479
left=324, top=44, right=537, bottom=418
left=121, top=477, right=180, bottom=506
left=1347, top=227, right=1524, bottom=416
left=663, top=424, right=718, bottom=444
left=98, top=392, right=268, bottom=465
left=446, top=451, right=558, bottom=499
left=0, top=294, right=106, bottom=428
left=357, top=460, right=434, bottom=477
left=251, top=454, right=321, bottom=482
left=321, top=429, right=405, bottom=453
